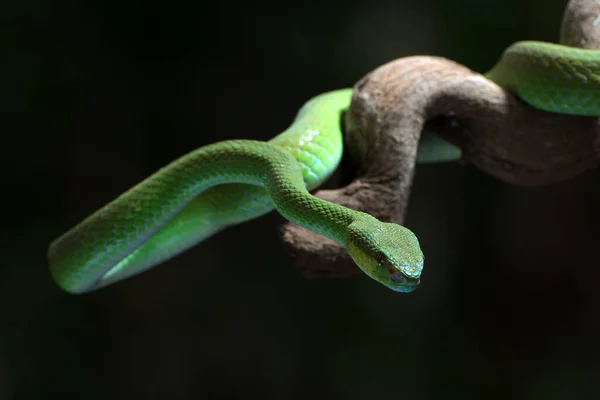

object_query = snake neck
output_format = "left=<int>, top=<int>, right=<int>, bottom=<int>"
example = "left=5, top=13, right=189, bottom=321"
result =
left=271, top=188, right=359, bottom=245
left=254, top=147, right=359, bottom=245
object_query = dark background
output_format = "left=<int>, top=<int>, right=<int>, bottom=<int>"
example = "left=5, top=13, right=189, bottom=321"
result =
left=2, top=0, right=600, bottom=398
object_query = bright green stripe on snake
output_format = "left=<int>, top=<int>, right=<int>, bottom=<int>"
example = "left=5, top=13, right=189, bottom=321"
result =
left=48, top=40, right=600, bottom=294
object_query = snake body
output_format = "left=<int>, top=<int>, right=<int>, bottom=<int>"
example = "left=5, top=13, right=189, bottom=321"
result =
left=486, top=41, right=600, bottom=115
left=48, top=90, right=424, bottom=294
left=48, top=40, right=600, bottom=294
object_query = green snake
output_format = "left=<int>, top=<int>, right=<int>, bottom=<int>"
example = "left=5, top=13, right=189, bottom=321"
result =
left=47, top=40, right=600, bottom=294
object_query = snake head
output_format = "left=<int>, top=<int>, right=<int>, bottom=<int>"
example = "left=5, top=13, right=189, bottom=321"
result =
left=345, top=215, right=424, bottom=292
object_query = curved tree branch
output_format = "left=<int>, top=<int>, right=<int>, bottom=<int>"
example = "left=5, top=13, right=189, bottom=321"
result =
left=279, top=0, right=600, bottom=278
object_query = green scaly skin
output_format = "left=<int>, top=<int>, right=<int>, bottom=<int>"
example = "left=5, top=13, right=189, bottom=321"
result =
left=48, top=41, right=600, bottom=294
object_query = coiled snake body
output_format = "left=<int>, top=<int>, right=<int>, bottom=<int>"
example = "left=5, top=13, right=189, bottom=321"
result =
left=48, top=41, right=600, bottom=294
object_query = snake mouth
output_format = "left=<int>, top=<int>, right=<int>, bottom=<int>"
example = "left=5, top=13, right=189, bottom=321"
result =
left=387, top=266, right=421, bottom=292
left=388, top=279, right=420, bottom=293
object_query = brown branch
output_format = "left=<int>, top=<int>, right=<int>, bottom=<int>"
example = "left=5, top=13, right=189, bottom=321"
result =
left=560, top=0, right=600, bottom=48
left=278, top=0, right=600, bottom=278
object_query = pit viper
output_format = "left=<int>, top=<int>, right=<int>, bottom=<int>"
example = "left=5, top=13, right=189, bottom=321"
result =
left=48, top=41, right=600, bottom=294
